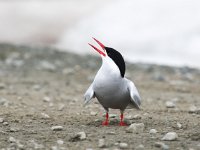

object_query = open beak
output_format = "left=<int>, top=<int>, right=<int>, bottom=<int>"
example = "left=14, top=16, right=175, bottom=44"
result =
left=88, top=37, right=106, bottom=57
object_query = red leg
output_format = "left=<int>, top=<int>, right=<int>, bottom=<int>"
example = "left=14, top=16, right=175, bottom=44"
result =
left=102, top=112, right=109, bottom=126
left=119, top=112, right=127, bottom=126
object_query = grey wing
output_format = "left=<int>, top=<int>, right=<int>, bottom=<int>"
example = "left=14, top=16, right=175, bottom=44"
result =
left=126, top=79, right=141, bottom=109
left=84, top=83, right=95, bottom=106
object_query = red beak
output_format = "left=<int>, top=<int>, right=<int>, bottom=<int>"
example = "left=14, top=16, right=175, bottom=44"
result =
left=88, top=38, right=106, bottom=57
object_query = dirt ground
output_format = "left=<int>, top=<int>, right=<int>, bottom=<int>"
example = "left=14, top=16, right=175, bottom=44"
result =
left=0, top=44, right=200, bottom=150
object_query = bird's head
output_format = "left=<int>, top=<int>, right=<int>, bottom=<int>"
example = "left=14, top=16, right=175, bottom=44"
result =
left=88, top=37, right=126, bottom=78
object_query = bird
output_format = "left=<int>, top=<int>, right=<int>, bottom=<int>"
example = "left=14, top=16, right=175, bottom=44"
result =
left=84, top=37, right=141, bottom=126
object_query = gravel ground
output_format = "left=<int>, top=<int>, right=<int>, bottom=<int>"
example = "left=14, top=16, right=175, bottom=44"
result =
left=0, top=44, right=200, bottom=150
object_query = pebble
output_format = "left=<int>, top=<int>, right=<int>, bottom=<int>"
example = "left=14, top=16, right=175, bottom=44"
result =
left=0, top=117, right=4, bottom=123
left=76, top=131, right=86, bottom=140
left=33, top=84, right=41, bottom=91
left=126, top=123, right=144, bottom=134
left=57, top=139, right=64, bottom=145
left=155, top=142, right=169, bottom=150
left=177, top=122, right=182, bottom=129
left=132, top=114, right=142, bottom=119
left=39, top=61, right=56, bottom=71
left=9, top=137, right=16, bottom=143
left=58, top=104, right=65, bottom=111
left=41, top=113, right=50, bottom=119
left=90, top=111, right=97, bottom=116
left=98, top=139, right=106, bottom=148
left=119, top=143, right=128, bottom=149
left=165, top=101, right=176, bottom=108
left=51, top=126, right=63, bottom=131
left=43, top=96, right=51, bottom=102
left=189, top=105, right=198, bottom=113
left=10, top=127, right=19, bottom=132
left=0, top=83, right=6, bottom=89
left=149, top=129, right=158, bottom=134
left=3, top=122, right=9, bottom=126
left=0, top=97, right=9, bottom=106
left=162, top=132, right=178, bottom=141
left=135, top=144, right=145, bottom=149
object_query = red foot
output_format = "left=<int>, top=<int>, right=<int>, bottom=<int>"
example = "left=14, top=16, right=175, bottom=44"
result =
left=119, top=121, right=127, bottom=126
left=102, top=112, right=109, bottom=126
left=102, top=121, right=109, bottom=126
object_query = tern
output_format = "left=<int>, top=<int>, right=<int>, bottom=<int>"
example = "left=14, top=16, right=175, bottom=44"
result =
left=84, top=38, right=141, bottom=126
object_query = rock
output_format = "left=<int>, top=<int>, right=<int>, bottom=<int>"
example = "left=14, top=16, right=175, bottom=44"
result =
left=0, top=97, right=9, bottom=106
left=162, top=132, right=178, bottom=141
left=189, top=105, right=197, bottom=113
left=126, top=123, right=144, bottom=134
left=149, top=129, right=158, bottom=134
left=0, top=83, right=6, bottom=89
left=98, top=139, right=106, bottom=148
left=39, top=61, right=56, bottom=71
left=43, top=96, right=51, bottom=102
left=58, top=104, right=65, bottom=111
left=119, top=143, right=128, bottom=149
left=155, top=142, right=169, bottom=150
left=135, top=144, right=145, bottom=149
left=33, top=84, right=41, bottom=91
left=0, top=117, right=4, bottom=123
left=51, top=126, right=63, bottom=131
left=41, top=113, right=50, bottom=119
left=57, top=139, right=64, bottom=145
left=76, top=131, right=86, bottom=140
left=10, top=127, right=19, bottom=132
left=9, top=137, right=16, bottom=143
left=132, top=114, right=142, bottom=119
left=3, top=122, right=9, bottom=126
left=165, top=101, right=176, bottom=108
left=90, top=111, right=97, bottom=116
left=176, top=122, right=182, bottom=129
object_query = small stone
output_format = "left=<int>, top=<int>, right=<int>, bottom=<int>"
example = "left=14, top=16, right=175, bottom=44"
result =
left=0, top=118, right=4, bottom=123
left=90, top=111, right=97, bottom=116
left=136, top=144, right=145, bottom=150
left=165, top=101, right=176, bottom=108
left=77, top=131, right=86, bottom=140
left=9, top=137, right=16, bottom=143
left=126, top=123, right=144, bottom=134
left=40, top=61, right=56, bottom=71
left=51, top=126, right=63, bottom=131
left=41, top=113, right=50, bottom=119
left=98, top=139, right=106, bottom=148
left=58, top=104, right=65, bottom=111
left=189, top=105, right=197, bottom=113
left=51, top=146, right=58, bottom=150
left=0, top=83, right=6, bottom=89
left=119, top=143, right=128, bottom=149
left=10, top=127, right=19, bottom=132
left=107, top=131, right=116, bottom=135
left=177, top=122, right=182, bottom=129
left=3, top=122, right=9, bottom=125
left=149, top=129, right=158, bottom=134
left=33, top=84, right=41, bottom=91
left=162, top=132, right=178, bottom=141
left=0, top=97, right=9, bottom=106
left=132, top=114, right=142, bottom=119
left=155, top=142, right=169, bottom=150
left=57, top=139, right=64, bottom=145
left=43, top=96, right=51, bottom=102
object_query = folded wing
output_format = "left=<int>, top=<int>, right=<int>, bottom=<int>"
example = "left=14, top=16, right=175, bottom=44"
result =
left=127, top=79, right=141, bottom=109
left=84, top=83, right=95, bottom=106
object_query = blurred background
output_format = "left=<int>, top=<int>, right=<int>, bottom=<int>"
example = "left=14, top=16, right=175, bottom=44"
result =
left=0, top=0, right=200, bottom=68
